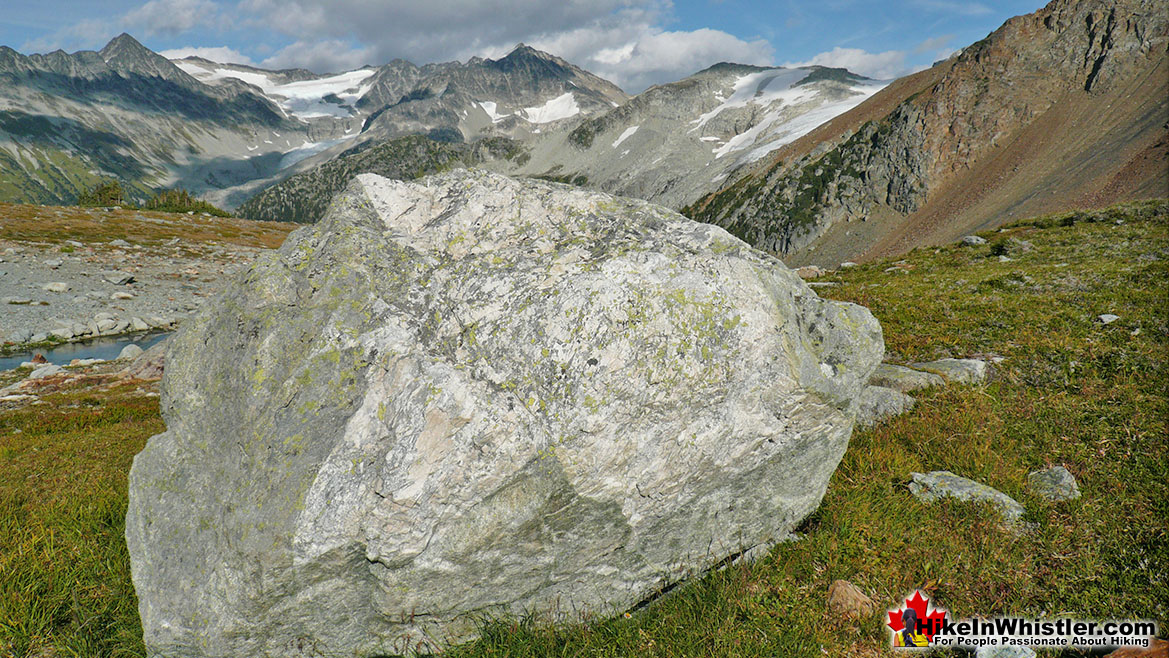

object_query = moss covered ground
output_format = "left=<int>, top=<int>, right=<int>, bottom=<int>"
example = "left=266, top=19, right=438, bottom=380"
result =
left=0, top=201, right=1164, bottom=657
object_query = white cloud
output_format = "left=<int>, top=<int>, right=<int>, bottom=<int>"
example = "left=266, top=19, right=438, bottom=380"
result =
left=914, top=34, right=954, bottom=54
left=21, top=18, right=114, bottom=53
left=784, top=47, right=921, bottom=81
left=238, top=0, right=772, bottom=91
left=159, top=46, right=255, bottom=65
left=123, top=0, right=220, bottom=37
left=911, top=0, right=992, bottom=15
left=542, top=27, right=773, bottom=92
left=260, top=40, right=377, bottom=74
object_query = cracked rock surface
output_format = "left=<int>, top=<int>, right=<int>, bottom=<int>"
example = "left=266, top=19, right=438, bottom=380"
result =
left=126, top=170, right=883, bottom=656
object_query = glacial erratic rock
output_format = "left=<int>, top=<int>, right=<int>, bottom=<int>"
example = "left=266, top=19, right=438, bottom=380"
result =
left=126, top=170, right=884, bottom=656
left=910, top=358, right=989, bottom=385
left=1028, top=466, right=1081, bottom=501
left=868, top=363, right=945, bottom=393
left=856, top=385, right=915, bottom=428
left=909, top=471, right=1025, bottom=523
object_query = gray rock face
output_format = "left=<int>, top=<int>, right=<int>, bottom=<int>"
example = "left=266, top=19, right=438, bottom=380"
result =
left=1028, top=466, right=1081, bottom=501
left=868, top=363, right=945, bottom=393
left=856, top=385, right=915, bottom=428
left=910, top=358, right=988, bottom=385
left=126, top=170, right=884, bottom=656
left=962, top=235, right=987, bottom=246
left=909, top=471, right=1025, bottom=523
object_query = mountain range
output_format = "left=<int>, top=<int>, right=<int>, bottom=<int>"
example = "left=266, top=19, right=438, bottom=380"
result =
left=0, top=0, right=1165, bottom=265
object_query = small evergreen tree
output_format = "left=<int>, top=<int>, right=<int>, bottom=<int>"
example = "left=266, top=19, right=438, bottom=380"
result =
left=77, top=180, right=125, bottom=207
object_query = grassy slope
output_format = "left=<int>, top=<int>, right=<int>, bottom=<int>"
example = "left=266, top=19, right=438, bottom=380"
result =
left=0, top=201, right=1165, bottom=657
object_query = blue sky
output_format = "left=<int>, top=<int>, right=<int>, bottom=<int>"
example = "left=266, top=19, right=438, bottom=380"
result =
left=2, top=0, right=1044, bottom=92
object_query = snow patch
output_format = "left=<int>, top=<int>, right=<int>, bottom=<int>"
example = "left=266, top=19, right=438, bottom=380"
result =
left=612, top=126, right=639, bottom=149
left=478, top=101, right=510, bottom=124
left=200, top=67, right=376, bottom=119
left=520, top=92, right=580, bottom=124
left=278, top=135, right=357, bottom=170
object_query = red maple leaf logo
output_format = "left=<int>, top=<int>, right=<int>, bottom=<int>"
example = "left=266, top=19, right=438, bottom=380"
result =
left=887, top=590, right=948, bottom=641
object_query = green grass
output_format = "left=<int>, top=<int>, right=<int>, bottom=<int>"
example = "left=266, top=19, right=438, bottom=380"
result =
left=0, top=201, right=1164, bottom=657
left=0, top=382, right=163, bottom=657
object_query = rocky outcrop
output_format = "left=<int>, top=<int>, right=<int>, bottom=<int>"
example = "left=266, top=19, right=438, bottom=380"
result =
left=126, top=170, right=883, bottom=656
left=235, top=135, right=524, bottom=224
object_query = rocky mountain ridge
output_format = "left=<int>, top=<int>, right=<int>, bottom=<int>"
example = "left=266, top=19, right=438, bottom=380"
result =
left=684, top=0, right=1168, bottom=266
left=0, top=37, right=627, bottom=209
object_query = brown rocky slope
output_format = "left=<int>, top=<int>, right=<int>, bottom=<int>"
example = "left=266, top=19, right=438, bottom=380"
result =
left=684, top=0, right=1168, bottom=267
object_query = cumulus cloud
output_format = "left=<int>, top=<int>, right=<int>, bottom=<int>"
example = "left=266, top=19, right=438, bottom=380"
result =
left=22, top=0, right=222, bottom=53
left=22, top=18, right=115, bottom=53
left=534, top=25, right=773, bottom=92
left=784, top=46, right=921, bottom=81
left=123, top=0, right=220, bottom=37
left=159, top=46, right=255, bottom=65
left=239, top=0, right=641, bottom=66
left=260, top=39, right=378, bottom=73
left=238, top=0, right=773, bottom=91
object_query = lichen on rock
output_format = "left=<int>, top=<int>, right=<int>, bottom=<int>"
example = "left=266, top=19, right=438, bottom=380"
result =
left=126, top=169, right=884, bottom=656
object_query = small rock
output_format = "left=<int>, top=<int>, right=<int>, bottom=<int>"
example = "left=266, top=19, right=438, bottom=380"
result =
left=998, top=255, right=1012, bottom=262
left=43, top=282, right=70, bottom=293
left=44, top=258, right=63, bottom=269
left=130, top=317, right=149, bottom=332
left=119, top=344, right=145, bottom=360
left=11, top=329, right=34, bottom=343
left=110, top=239, right=131, bottom=247
left=807, top=281, right=840, bottom=288
left=962, top=235, right=987, bottom=246
left=95, top=312, right=116, bottom=322
left=909, top=471, right=1026, bottom=524
left=1027, top=466, right=1081, bottom=501
left=104, top=273, right=135, bottom=285
left=797, top=265, right=825, bottom=279
left=49, top=327, right=74, bottom=340
left=856, top=386, right=915, bottom=428
left=29, top=364, right=65, bottom=379
left=910, top=358, right=988, bottom=385
left=1131, top=327, right=1141, bottom=336
left=1097, top=314, right=1120, bottom=325
left=976, top=647, right=1037, bottom=658
left=29, top=332, right=48, bottom=343
left=4, top=297, right=32, bottom=305
left=97, top=318, right=119, bottom=333
left=868, top=363, right=945, bottom=393
left=31, top=354, right=48, bottom=364
left=66, top=240, right=83, bottom=248
left=1007, top=237, right=1034, bottom=253
left=112, top=291, right=135, bottom=300
left=118, top=340, right=166, bottom=380
left=70, top=358, right=106, bottom=366
left=827, top=579, right=874, bottom=619
left=113, top=319, right=131, bottom=333
left=839, top=261, right=858, bottom=269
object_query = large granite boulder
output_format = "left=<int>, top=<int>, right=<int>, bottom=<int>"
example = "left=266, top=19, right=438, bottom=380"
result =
left=126, top=170, right=884, bottom=656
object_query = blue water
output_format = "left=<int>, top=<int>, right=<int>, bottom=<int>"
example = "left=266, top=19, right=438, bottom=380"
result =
left=0, top=331, right=171, bottom=372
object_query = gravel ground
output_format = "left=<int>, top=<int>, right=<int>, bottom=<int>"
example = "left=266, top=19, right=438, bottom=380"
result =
left=0, top=235, right=266, bottom=348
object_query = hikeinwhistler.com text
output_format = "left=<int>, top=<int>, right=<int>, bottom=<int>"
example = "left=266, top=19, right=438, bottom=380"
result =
left=926, top=616, right=1158, bottom=649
